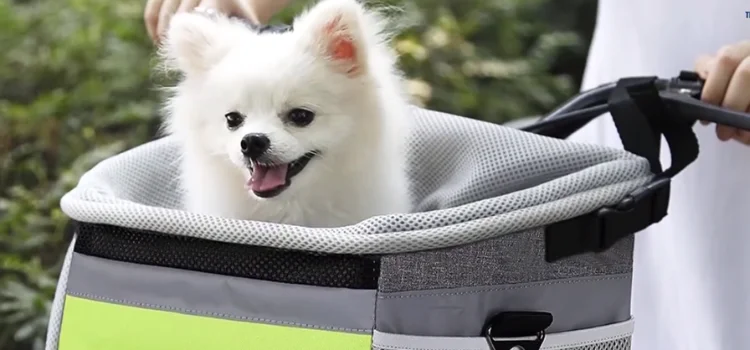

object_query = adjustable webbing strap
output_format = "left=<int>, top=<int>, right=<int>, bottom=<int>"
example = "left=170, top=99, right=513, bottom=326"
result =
left=607, top=78, right=664, bottom=173
left=544, top=77, right=699, bottom=262
left=608, top=77, right=699, bottom=177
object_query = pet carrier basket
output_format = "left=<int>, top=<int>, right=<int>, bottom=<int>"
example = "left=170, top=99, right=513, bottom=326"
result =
left=45, top=72, right=748, bottom=350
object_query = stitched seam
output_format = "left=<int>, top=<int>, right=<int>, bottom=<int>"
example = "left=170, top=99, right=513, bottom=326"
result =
left=67, top=291, right=371, bottom=333
left=543, top=333, right=632, bottom=349
left=371, top=288, right=381, bottom=349
left=372, top=344, right=480, bottom=350
left=379, top=275, right=628, bottom=299
left=371, top=333, right=631, bottom=350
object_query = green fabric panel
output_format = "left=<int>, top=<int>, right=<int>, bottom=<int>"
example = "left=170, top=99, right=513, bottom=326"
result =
left=58, top=295, right=372, bottom=350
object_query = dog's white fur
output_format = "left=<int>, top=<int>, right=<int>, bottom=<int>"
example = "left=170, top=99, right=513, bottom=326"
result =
left=159, top=0, right=412, bottom=227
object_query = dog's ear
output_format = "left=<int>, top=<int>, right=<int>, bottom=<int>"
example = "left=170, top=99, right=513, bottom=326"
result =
left=295, top=0, right=374, bottom=78
left=161, top=13, right=235, bottom=76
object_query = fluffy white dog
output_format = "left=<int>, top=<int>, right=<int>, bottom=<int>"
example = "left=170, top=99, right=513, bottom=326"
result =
left=159, top=0, right=412, bottom=227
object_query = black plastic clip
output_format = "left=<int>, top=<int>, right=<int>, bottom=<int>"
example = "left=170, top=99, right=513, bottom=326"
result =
left=544, top=176, right=671, bottom=263
left=484, top=311, right=553, bottom=350
left=657, top=70, right=704, bottom=99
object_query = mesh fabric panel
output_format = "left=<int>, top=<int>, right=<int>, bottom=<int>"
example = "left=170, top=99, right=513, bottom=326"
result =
left=59, top=107, right=652, bottom=254
left=370, top=336, right=631, bottom=350
left=567, top=337, right=631, bottom=350
left=74, top=222, right=379, bottom=288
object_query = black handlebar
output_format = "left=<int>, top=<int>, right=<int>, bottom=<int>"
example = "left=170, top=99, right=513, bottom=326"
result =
left=522, top=71, right=750, bottom=138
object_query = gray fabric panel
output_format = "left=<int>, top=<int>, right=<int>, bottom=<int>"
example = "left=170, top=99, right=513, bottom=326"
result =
left=379, top=227, right=633, bottom=292
left=44, top=236, right=76, bottom=350
left=372, top=318, right=633, bottom=350
left=376, top=274, right=631, bottom=336
left=59, top=107, right=653, bottom=255
left=66, top=253, right=375, bottom=333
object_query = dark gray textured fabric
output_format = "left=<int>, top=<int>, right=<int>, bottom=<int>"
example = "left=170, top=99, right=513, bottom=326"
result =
left=375, top=274, right=631, bottom=336
left=379, top=228, right=633, bottom=292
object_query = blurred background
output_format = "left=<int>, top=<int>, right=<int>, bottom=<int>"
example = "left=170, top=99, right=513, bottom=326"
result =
left=0, top=0, right=597, bottom=349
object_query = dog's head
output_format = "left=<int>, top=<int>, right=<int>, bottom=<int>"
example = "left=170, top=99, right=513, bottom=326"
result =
left=161, top=0, right=398, bottom=199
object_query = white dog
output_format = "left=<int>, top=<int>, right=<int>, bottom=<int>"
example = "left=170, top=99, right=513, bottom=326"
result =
left=159, top=0, right=412, bottom=227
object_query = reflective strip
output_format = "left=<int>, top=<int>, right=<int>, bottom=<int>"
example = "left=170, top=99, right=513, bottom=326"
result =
left=66, top=253, right=376, bottom=333
left=58, top=295, right=372, bottom=350
left=376, top=274, right=631, bottom=336
left=372, top=318, right=634, bottom=350
left=45, top=236, right=75, bottom=350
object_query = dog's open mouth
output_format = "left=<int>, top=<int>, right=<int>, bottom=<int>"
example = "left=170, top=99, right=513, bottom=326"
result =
left=246, top=151, right=318, bottom=198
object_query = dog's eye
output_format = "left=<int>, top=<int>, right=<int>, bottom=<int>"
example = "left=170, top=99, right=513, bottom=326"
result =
left=286, top=108, right=315, bottom=127
left=225, top=112, right=245, bottom=129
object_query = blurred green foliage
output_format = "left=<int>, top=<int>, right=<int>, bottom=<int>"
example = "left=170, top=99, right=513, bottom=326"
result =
left=0, top=0, right=595, bottom=349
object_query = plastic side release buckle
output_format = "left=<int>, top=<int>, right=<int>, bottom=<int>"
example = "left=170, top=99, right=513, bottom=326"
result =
left=484, top=311, right=553, bottom=350
left=544, top=176, right=671, bottom=263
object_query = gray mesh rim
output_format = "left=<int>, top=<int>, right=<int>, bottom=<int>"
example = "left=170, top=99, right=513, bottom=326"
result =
left=59, top=108, right=653, bottom=255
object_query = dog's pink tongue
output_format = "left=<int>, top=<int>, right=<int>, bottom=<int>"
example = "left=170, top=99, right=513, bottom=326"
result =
left=250, top=165, right=288, bottom=192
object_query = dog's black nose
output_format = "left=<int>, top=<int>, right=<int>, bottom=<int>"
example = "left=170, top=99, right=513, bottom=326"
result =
left=240, top=133, right=270, bottom=159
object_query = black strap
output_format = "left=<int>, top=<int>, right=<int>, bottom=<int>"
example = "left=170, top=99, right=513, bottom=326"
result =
left=607, top=77, right=664, bottom=173
left=544, top=77, right=699, bottom=262
left=608, top=77, right=699, bottom=177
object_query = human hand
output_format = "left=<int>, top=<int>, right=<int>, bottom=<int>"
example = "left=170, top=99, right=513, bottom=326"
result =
left=695, top=41, right=750, bottom=145
left=144, top=0, right=258, bottom=45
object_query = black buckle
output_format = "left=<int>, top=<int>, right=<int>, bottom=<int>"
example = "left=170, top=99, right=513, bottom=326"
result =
left=660, top=70, right=703, bottom=99
left=484, top=311, right=553, bottom=350
left=544, top=176, right=670, bottom=262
